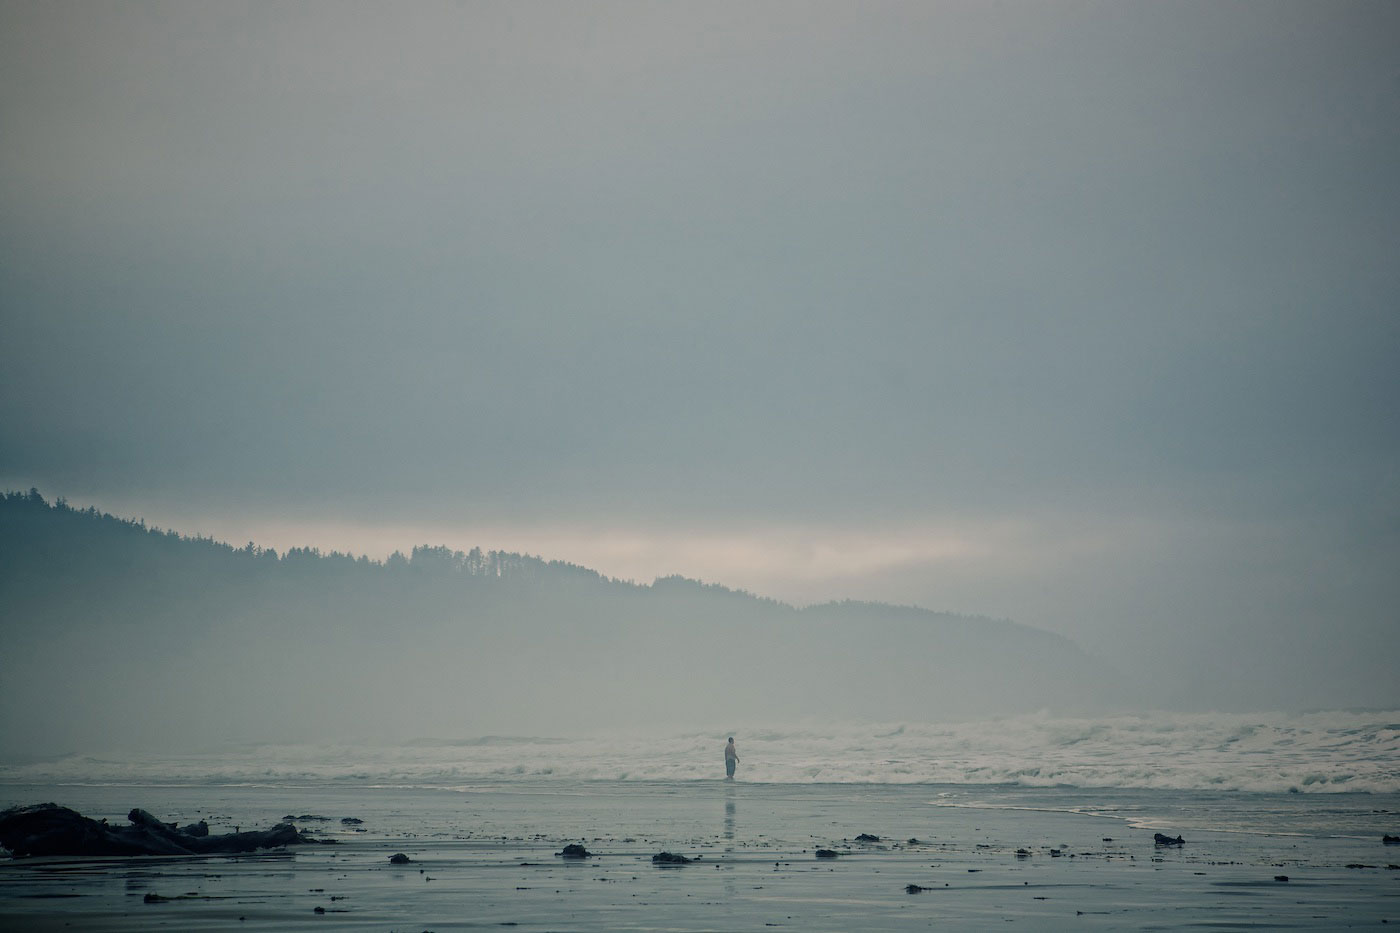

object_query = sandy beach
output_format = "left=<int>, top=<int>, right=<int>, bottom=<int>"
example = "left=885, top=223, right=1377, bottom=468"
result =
left=3, top=780, right=1396, bottom=930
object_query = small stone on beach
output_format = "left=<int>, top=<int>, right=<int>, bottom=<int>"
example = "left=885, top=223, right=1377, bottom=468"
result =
left=652, top=852, right=692, bottom=864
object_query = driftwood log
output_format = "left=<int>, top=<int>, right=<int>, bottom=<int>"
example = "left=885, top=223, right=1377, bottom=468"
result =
left=0, top=803, right=325, bottom=857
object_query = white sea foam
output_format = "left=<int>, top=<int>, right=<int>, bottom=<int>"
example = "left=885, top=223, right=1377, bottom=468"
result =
left=4, top=710, right=1397, bottom=794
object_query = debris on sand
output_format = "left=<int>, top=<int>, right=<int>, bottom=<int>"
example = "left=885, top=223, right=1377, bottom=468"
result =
left=0, top=803, right=324, bottom=858
left=143, top=891, right=226, bottom=903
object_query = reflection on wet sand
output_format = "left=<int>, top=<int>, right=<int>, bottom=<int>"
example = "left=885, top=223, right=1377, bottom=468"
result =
left=722, top=787, right=737, bottom=898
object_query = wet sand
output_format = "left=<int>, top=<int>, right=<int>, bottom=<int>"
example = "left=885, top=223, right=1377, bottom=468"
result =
left=2, top=781, right=1396, bottom=930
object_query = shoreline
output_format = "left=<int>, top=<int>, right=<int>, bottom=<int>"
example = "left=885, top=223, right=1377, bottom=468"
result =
left=3, top=780, right=1397, bottom=930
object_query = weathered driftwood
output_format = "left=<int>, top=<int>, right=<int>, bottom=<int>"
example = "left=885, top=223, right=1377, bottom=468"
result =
left=0, top=803, right=324, bottom=857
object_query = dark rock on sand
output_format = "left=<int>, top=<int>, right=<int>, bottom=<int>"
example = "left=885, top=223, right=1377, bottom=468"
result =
left=1274, top=875, right=1289, bottom=882
left=1153, top=833, right=1185, bottom=846
left=0, top=803, right=321, bottom=857
left=1016, top=848, right=1031, bottom=857
left=558, top=844, right=592, bottom=858
left=854, top=833, right=881, bottom=842
left=652, top=852, right=692, bottom=864
left=283, top=814, right=331, bottom=822
left=388, top=853, right=412, bottom=864
left=1383, top=835, right=1400, bottom=844
left=905, top=884, right=928, bottom=893
left=341, top=817, right=364, bottom=825
left=815, top=849, right=839, bottom=858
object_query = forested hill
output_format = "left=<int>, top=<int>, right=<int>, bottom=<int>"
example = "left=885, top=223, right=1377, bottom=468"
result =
left=0, top=488, right=625, bottom=590
left=1, top=491, right=1124, bottom=757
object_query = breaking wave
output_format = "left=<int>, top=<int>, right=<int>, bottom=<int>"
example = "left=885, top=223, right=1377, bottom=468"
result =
left=4, top=710, right=1396, bottom=794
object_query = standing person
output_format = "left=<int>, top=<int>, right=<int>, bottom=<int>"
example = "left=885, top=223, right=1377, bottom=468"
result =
left=724, top=737, right=739, bottom=780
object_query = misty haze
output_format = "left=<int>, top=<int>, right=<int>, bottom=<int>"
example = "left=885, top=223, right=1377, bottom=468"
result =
left=2, top=490, right=1126, bottom=757
left=2, top=1, right=1397, bottom=930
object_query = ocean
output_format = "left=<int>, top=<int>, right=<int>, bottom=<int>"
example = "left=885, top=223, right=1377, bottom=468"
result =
left=5, top=709, right=1397, bottom=795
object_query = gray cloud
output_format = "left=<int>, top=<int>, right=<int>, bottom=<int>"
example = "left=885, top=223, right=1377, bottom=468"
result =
left=2, top=0, right=1397, bottom=709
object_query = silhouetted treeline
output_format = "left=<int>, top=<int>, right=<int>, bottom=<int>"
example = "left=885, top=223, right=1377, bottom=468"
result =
left=1, top=488, right=617, bottom=586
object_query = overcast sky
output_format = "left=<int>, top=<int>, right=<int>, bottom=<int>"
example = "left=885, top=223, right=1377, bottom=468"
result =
left=2, top=0, right=1397, bottom=709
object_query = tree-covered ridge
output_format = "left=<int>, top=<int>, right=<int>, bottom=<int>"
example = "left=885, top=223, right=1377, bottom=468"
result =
left=0, top=489, right=785, bottom=604
left=1, top=489, right=632, bottom=588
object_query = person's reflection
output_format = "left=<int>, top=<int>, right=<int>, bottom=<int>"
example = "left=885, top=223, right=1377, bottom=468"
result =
left=724, top=796, right=735, bottom=851
left=722, top=788, right=737, bottom=898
